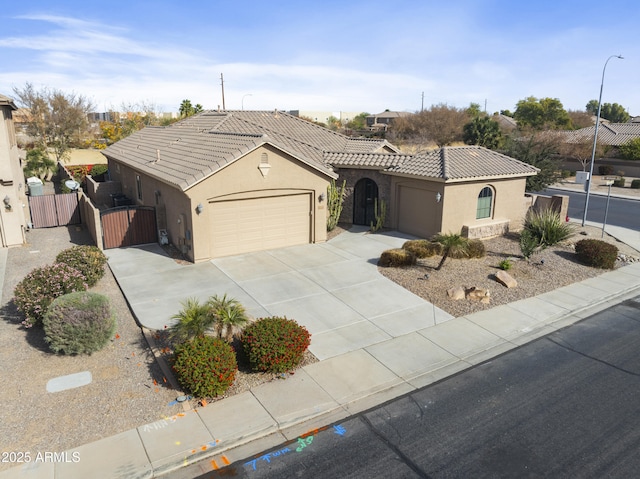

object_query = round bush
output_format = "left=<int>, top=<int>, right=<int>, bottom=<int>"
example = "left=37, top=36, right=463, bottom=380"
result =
left=630, top=179, right=640, bottom=189
left=402, top=239, right=442, bottom=258
left=466, top=239, right=486, bottom=259
left=575, top=239, right=618, bottom=269
left=172, top=336, right=237, bottom=398
left=43, top=291, right=115, bottom=354
left=14, top=263, right=88, bottom=328
left=241, top=317, right=311, bottom=373
left=378, top=248, right=417, bottom=267
left=56, top=245, right=107, bottom=287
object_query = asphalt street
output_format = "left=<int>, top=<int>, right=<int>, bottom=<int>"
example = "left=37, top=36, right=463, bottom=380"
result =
left=187, top=294, right=640, bottom=479
left=545, top=187, right=640, bottom=231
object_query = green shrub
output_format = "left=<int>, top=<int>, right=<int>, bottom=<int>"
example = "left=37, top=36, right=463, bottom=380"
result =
left=90, top=164, right=109, bottom=176
left=561, top=169, right=572, bottom=179
left=169, top=297, right=214, bottom=343
left=598, top=165, right=615, bottom=176
left=378, top=248, right=416, bottom=267
left=43, top=291, right=115, bottom=354
left=241, top=317, right=311, bottom=373
left=575, top=239, right=618, bottom=269
left=631, top=179, right=640, bottom=189
left=14, top=263, right=88, bottom=328
left=55, top=245, right=107, bottom=287
left=499, top=259, right=512, bottom=270
left=402, top=239, right=441, bottom=258
left=172, top=336, right=237, bottom=398
left=519, top=229, right=540, bottom=260
left=523, top=207, right=574, bottom=248
left=466, top=239, right=486, bottom=259
left=612, top=177, right=626, bottom=187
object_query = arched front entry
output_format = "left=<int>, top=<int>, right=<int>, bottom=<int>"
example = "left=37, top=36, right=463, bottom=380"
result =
left=353, top=178, right=379, bottom=226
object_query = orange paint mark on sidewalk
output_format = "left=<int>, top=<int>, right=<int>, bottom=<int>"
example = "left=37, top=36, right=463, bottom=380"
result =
left=221, top=455, right=230, bottom=465
left=211, top=459, right=219, bottom=470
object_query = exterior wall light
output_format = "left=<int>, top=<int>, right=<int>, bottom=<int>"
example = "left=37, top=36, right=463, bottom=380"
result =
left=436, top=192, right=442, bottom=203
left=4, top=195, right=11, bottom=210
left=318, top=193, right=326, bottom=202
left=196, top=203, right=204, bottom=214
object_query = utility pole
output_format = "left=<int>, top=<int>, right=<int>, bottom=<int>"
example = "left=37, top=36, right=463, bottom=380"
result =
left=220, top=73, right=226, bottom=110
left=421, top=92, right=424, bottom=112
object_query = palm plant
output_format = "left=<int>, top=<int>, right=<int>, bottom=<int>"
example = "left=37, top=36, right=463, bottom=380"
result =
left=207, top=294, right=249, bottom=342
left=432, top=232, right=469, bottom=270
left=169, top=297, right=214, bottom=342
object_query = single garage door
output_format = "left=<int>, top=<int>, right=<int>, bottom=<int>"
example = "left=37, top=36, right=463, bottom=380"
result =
left=397, top=186, right=439, bottom=238
left=210, top=194, right=311, bottom=257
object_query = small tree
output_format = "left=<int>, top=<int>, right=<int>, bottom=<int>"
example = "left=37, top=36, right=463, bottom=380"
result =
left=23, top=147, right=56, bottom=180
left=619, top=138, right=640, bottom=161
left=432, top=233, right=469, bottom=270
left=206, top=294, right=249, bottom=342
left=179, top=99, right=203, bottom=118
left=463, top=116, right=503, bottom=149
left=169, top=297, right=213, bottom=342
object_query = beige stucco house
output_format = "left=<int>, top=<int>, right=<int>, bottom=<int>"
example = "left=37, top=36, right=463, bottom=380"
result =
left=0, top=94, right=29, bottom=247
left=103, top=110, right=537, bottom=261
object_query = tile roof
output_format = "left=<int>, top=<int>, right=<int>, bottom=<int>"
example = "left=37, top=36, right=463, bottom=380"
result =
left=562, top=122, right=640, bottom=146
left=104, top=110, right=392, bottom=190
left=325, top=152, right=411, bottom=169
left=0, top=94, right=17, bottom=110
left=384, top=146, right=539, bottom=181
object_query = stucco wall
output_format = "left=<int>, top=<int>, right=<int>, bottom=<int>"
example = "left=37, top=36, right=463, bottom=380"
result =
left=0, top=104, right=28, bottom=247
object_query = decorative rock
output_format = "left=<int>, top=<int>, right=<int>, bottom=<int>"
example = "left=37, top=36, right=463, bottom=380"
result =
left=447, top=287, right=465, bottom=300
left=466, top=287, right=491, bottom=304
left=495, top=270, right=518, bottom=288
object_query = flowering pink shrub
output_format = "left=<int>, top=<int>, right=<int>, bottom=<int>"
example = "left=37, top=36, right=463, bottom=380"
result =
left=13, top=263, right=88, bottom=328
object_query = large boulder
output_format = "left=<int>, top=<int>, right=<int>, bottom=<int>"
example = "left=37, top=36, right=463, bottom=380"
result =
left=495, top=270, right=518, bottom=288
left=466, top=287, right=491, bottom=304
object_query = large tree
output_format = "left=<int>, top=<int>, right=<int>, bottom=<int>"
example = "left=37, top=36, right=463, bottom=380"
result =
left=13, top=83, right=95, bottom=162
left=513, top=96, right=571, bottom=130
left=502, top=131, right=562, bottom=192
left=390, top=103, right=471, bottom=147
left=558, top=136, right=604, bottom=172
left=98, top=101, right=161, bottom=146
left=463, top=116, right=503, bottom=149
left=586, top=100, right=630, bottom=123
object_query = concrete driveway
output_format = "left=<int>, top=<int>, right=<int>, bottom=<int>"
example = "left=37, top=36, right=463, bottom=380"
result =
left=106, top=227, right=453, bottom=360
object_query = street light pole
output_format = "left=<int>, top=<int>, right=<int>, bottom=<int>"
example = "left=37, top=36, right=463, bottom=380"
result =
left=581, top=54, right=623, bottom=227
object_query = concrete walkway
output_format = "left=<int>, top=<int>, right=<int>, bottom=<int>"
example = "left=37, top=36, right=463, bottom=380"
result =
left=3, top=230, right=640, bottom=478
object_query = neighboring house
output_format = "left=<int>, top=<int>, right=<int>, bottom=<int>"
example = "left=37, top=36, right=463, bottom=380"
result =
left=0, top=94, right=29, bottom=247
left=562, top=122, right=640, bottom=147
left=288, top=110, right=363, bottom=125
left=103, top=110, right=537, bottom=261
left=366, top=111, right=411, bottom=130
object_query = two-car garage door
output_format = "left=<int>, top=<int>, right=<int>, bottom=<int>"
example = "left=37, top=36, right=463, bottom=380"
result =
left=210, top=193, right=312, bottom=257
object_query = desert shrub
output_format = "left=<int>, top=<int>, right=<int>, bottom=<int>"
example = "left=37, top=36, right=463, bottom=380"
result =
left=575, top=239, right=618, bottom=269
left=466, top=239, right=486, bottom=259
left=499, top=259, right=512, bottom=270
left=519, top=229, right=540, bottom=260
left=13, top=263, right=88, bottom=328
left=598, top=165, right=614, bottom=176
left=169, top=297, right=214, bottom=343
left=631, top=179, right=640, bottom=189
left=55, top=245, right=107, bottom=287
left=612, top=177, right=626, bottom=187
left=43, top=291, right=115, bottom=354
left=90, top=164, right=109, bottom=176
left=207, top=294, right=249, bottom=342
left=172, top=336, right=237, bottom=398
left=378, top=248, right=416, bottom=267
left=523, top=207, right=574, bottom=248
left=403, top=240, right=436, bottom=258
left=241, top=317, right=311, bottom=373
left=561, top=169, right=571, bottom=179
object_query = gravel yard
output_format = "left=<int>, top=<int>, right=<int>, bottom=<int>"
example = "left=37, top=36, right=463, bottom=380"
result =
left=378, top=225, right=639, bottom=318
left=0, top=226, right=180, bottom=472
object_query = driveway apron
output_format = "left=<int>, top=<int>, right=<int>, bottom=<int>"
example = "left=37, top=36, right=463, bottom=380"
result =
left=106, top=228, right=453, bottom=360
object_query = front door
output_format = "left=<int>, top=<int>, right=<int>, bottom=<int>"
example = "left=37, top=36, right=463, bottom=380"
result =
left=353, top=178, right=378, bottom=226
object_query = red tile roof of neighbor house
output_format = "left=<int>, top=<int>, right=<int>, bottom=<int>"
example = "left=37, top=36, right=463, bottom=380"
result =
left=329, top=146, right=539, bottom=182
left=103, top=111, right=537, bottom=190
left=103, top=110, right=396, bottom=190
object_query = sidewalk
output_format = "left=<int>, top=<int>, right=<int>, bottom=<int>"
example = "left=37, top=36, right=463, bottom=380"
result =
left=3, top=257, right=640, bottom=478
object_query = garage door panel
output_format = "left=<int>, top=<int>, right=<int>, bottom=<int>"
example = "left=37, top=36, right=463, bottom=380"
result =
left=210, top=194, right=311, bottom=257
left=398, top=186, right=437, bottom=238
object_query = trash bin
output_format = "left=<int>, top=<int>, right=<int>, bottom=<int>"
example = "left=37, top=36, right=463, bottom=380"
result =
left=26, top=177, right=44, bottom=196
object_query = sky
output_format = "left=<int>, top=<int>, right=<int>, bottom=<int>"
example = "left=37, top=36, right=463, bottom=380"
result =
left=1, top=0, right=638, bottom=116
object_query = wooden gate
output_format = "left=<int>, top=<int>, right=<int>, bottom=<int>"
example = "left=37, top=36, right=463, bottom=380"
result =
left=100, top=206, right=157, bottom=249
left=29, top=193, right=81, bottom=228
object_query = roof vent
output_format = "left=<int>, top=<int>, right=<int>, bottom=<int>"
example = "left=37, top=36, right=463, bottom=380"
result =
left=156, top=149, right=160, bottom=162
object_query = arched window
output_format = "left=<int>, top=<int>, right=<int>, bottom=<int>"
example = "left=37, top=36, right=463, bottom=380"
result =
left=476, top=186, right=493, bottom=219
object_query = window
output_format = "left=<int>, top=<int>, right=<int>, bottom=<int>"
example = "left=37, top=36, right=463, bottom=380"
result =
left=136, top=175, right=142, bottom=201
left=476, top=186, right=493, bottom=219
